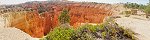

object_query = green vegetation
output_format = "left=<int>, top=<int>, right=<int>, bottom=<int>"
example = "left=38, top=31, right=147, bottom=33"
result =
left=40, top=18, right=136, bottom=40
left=124, top=1, right=150, bottom=18
left=124, top=2, right=146, bottom=9
left=144, top=5, right=150, bottom=14
left=144, top=1, right=150, bottom=18
left=58, top=9, right=70, bottom=24
left=72, top=24, right=103, bottom=40
left=42, top=27, right=75, bottom=40
left=121, top=11, right=132, bottom=17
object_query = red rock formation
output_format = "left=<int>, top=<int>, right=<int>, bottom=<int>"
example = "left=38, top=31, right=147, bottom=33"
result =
left=10, top=11, right=44, bottom=38
left=9, top=1, right=113, bottom=38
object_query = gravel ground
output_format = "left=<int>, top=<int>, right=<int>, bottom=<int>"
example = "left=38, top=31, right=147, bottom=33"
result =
left=0, top=28, right=33, bottom=40
left=115, top=16, right=150, bottom=40
left=0, top=16, right=39, bottom=40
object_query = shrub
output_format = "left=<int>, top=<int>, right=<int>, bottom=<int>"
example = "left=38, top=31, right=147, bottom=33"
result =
left=41, top=20, right=136, bottom=40
left=71, top=24, right=104, bottom=40
left=121, top=11, right=131, bottom=17
left=45, top=27, right=75, bottom=40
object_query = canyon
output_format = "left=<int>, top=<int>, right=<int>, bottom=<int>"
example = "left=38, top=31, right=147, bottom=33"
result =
left=0, top=1, right=115, bottom=38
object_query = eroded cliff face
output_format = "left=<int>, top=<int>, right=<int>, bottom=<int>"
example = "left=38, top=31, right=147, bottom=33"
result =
left=0, top=1, right=113, bottom=38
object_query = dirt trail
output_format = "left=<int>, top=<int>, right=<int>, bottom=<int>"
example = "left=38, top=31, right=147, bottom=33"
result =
left=115, top=16, right=150, bottom=40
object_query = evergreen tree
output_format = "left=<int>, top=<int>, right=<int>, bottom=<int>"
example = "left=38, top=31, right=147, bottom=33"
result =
left=58, top=9, right=70, bottom=24
left=144, top=0, right=150, bottom=18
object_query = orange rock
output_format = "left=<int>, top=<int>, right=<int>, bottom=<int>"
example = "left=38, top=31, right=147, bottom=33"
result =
left=9, top=1, right=112, bottom=38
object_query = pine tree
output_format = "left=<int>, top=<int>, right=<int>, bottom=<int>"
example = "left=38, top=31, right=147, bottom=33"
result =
left=58, top=9, right=70, bottom=25
left=145, top=0, right=150, bottom=18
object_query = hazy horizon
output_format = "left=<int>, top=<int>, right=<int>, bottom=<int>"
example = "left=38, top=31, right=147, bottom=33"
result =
left=0, top=0, right=149, bottom=5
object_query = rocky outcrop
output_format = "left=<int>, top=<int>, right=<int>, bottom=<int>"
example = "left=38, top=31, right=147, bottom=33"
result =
left=1, top=1, right=113, bottom=38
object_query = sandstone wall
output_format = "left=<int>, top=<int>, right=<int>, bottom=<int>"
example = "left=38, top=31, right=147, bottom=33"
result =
left=1, top=1, right=113, bottom=38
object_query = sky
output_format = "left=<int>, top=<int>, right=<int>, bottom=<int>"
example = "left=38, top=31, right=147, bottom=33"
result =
left=0, top=0, right=149, bottom=5
left=0, top=0, right=47, bottom=5
left=70, top=0, right=149, bottom=4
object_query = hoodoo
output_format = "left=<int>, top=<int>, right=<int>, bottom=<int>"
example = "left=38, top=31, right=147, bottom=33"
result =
left=1, top=1, right=112, bottom=38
